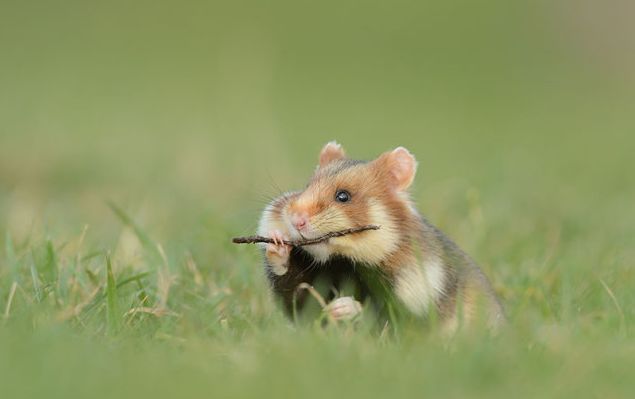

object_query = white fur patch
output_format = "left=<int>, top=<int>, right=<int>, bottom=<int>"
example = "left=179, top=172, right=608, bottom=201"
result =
left=258, top=204, right=284, bottom=240
left=394, top=257, right=446, bottom=316
left=302, top=243, right=331, bottom=263
left=270, top=260, right=288, bottom=276
left=331, top=198, right=399, bottom=264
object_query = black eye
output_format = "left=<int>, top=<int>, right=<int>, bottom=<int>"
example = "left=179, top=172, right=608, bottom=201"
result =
left=335, top=190, right=351, bottom=203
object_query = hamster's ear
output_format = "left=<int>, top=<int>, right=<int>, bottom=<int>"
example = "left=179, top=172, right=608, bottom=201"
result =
left=377, top=147, right=418, bottom=191
left=318, top=141, right=346, bottom=168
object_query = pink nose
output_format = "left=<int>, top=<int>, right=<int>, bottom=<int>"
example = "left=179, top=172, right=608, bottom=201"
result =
left=292, top=214, right=308, bottom=231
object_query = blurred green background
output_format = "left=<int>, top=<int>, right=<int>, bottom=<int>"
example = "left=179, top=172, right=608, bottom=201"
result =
left=1, top=0, right=634, bottom=398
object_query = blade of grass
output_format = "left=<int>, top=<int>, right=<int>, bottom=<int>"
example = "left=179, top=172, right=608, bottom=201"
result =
left=44, top=239, right=58, bottom=284
left=30, top=254, right=42, bottom=303
left=116, top=271, right=153, bottom=290
left=106, top=254, right=120, bottom=335
left=107, top=201, right=160, bottom=259
left=3, top=282, right=18, bottom=322
left=599, top=278, right=627, bottom=337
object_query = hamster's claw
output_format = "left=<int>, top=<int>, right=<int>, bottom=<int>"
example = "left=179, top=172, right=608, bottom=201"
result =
left=270, top=230, right=286, bottom=246
left=265, top=230, right=291, bottom=276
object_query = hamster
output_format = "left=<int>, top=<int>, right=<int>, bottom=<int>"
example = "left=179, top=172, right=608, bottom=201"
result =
left=257, top=142, right=505, bottom=333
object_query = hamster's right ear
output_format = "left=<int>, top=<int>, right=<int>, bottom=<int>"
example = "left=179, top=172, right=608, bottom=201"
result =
left=318, top=141, right=346, bottom=168
left=376, top=147, right=418, bottom=191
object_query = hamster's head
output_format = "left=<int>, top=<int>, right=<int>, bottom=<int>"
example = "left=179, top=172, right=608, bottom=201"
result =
left=282, top=141, right=419, bottom=264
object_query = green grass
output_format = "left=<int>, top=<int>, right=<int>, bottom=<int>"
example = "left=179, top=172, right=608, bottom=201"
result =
left=1, top=0, right=635, bottom=398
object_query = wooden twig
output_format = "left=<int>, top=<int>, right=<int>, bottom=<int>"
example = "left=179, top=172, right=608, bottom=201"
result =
left=232, top=224, right=380, bottom=247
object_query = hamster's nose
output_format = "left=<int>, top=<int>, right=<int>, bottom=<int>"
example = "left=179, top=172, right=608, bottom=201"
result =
left=291, top=213, right=309, bottom=231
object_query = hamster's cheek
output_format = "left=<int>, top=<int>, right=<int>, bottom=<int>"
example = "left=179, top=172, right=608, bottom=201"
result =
left=311, top=207, right=352, bottom=234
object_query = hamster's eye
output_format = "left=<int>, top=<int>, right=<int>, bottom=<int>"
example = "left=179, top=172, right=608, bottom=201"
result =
left=335, top=190, right=351, bottom=203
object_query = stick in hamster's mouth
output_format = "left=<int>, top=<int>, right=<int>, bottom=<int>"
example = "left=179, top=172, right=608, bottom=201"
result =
left=232, top=225, right=380, bottom=247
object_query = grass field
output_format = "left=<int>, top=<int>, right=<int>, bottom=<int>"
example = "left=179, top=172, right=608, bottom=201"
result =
left=1, top=1, right=634, bottom=398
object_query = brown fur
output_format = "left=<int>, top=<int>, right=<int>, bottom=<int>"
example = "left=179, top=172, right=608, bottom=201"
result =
left=259, top=143, right=505, bottom=332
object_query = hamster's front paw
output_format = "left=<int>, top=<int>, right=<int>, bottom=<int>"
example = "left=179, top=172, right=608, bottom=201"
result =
left=324, top=296, right=362, bottom=321
left=265, top=230, right=291, bottom=276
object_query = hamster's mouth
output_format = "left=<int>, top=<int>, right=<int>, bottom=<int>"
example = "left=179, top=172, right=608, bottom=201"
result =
left=290, top=226, right=321, bottom=241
